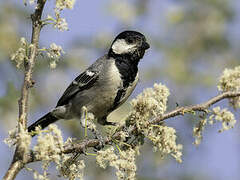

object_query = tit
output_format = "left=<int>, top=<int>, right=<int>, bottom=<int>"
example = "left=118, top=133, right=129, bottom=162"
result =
left=28, top=31, right=150, bottom=133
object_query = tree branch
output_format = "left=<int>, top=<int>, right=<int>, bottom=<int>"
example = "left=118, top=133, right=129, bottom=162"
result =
left=153, top=91, right=240, bottom=123
left=62, top=91, right=240, bottom=153
left=3, top=1, right=46, bottom=179
left=24, top=91, right=240, bottom=164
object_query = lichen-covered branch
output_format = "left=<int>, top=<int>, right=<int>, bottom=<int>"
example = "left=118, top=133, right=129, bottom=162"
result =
left=3, top=1, right=46, bottom=179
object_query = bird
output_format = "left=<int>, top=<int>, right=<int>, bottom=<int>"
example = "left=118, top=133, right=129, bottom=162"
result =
left=28, top=30, right=150, bottom=133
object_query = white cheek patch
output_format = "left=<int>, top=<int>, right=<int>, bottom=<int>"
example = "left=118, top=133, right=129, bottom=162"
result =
left=112, top=39, right=136, bottom=54
left=86, top=70, right=95, bottom=76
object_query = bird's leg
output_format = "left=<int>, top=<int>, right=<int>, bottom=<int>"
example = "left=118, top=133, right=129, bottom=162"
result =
left=80, top=106, right=93, bottom=137
left=97, top=116, right=117, bottom=126
left=80, top=108, right=104, bottom=150
left=86, top=125, right=104, bottom=151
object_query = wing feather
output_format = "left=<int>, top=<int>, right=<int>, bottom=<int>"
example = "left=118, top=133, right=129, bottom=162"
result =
left=56, top=70, right=99, bottom=106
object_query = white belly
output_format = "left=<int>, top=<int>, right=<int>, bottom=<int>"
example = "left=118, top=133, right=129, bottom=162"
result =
left=85, top=60, right=123, bottom=118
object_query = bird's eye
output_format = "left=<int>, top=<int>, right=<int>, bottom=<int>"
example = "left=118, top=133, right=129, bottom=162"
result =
left=126, top=37, right=134, bottom=44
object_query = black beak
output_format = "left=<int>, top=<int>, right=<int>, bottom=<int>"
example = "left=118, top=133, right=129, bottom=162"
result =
left=142, top=41, right=150, bottom=50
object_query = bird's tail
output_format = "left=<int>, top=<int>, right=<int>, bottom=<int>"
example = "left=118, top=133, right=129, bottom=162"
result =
left=28, top=112, right=58, bottom=135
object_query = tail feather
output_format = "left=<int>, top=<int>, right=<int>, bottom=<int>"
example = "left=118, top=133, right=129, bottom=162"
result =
left=28, top=112, right=58, bottom=134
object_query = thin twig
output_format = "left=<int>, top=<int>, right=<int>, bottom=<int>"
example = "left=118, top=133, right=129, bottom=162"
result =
left=3, top=1, right=46, bottom=180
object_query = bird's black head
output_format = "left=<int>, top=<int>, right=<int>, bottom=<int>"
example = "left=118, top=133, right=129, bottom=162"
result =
left=108, top=31, right=150, bottom=63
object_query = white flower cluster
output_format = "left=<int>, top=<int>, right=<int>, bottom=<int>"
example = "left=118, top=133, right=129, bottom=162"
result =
left=192, top=66, right=239, bottom=146
left=4, top=124, right=31, bottom=163
left=32, top=169, right=48, bottom=180
left=34, top=125, right=64, bottom=163
left=96, top=147, right=137, bottom=180
left=45, top=0, right=75, bottom=32
left=47, top=43, right=64, bottom=59
left=32, top=125, right=85, bottom=180
left=125, top=83, right=182, bottom=163
left=4, top=124, right=32, bottom=157
left=46, top=14, right=68, bottom=32
left=11, top=37, right=33, bottom=68
left=56, top=0, right=76, bottom=10
left=193, top=106, right=236, bottom=146
left=132, top=83, right=169, bottom=117
left=63, top=159, right=85, bottom=180
left=148, top=125, right=183, bottom=163
left=46, top=43, right=65, bottom=69
left=35, top=0, right=75, bottom=31
left=218, top=66, right=240, bottom=108
left=54, top=17, right=68, bottom=31
left=129, top=83, right=170, bottom=131
left=209, top=106, right=236, bottom=133
left=4, top=128, right=18, bottom=147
